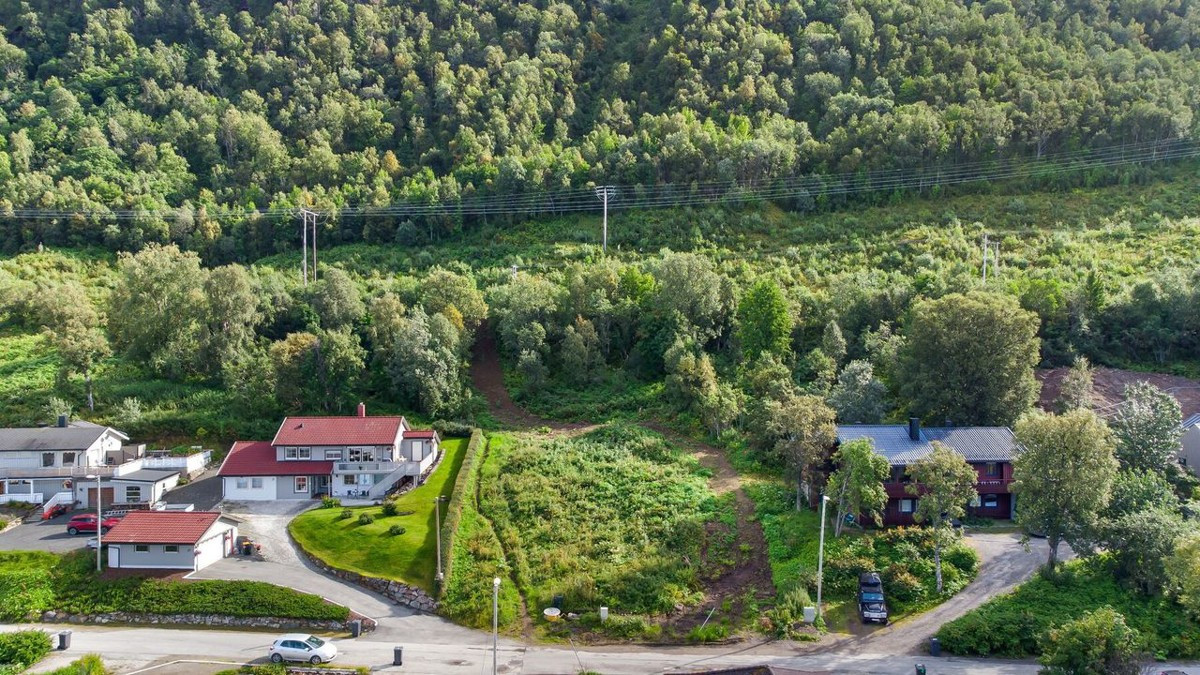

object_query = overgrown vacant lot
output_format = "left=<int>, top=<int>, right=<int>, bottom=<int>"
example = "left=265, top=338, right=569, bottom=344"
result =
left=289, top=437, right=468, bottom=592
left=478, top=426, right=726, bottom=631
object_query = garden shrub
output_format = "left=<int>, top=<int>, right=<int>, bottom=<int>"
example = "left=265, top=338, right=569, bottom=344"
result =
left=357, top=513, right=374, bottom=525
left=320, top=497, right=340, bottom=509
left=0, top=569, right=55, bottom=621
left=1038, top=607, right=1143, bottom=675
left=338, top=508, right=352, bottom=520
left=881, top=564, right=926, bottom=604
left=380, top=501, right=398, bottom=517
left=687, top=623, right=729, bottom=642
left=0, top=630, right=51, bottom=668
left=944, top=544, right=980, bottom=576
left=42, top=654, right=109, bottom=675
left=388, top=525, right=405, bottom=536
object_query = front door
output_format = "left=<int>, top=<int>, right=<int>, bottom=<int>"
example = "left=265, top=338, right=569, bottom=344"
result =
left=315, top=475, right=329, bottom=494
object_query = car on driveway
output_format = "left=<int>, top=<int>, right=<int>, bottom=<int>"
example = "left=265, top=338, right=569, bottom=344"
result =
left=268, top=634, right=337, bottom=664
left=66, top=514, right=120, bottom=535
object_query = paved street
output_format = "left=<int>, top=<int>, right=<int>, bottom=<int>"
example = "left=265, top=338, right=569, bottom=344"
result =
left=0, top=512, right=92, bottom=553
left=11, top=624, right=1062, bottom=675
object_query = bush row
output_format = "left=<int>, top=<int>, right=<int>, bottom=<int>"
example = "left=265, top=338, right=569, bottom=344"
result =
left=0, top=630, right=51, bottom=670
left=437, top=428, right=485, bottom=599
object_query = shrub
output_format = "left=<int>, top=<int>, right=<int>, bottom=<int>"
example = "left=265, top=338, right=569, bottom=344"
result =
left=0, top=630, right=51, bottom=668
left=321, top=497, right=341, bottom=509
left=881, top=564, right=926, bottom=604
left=388, top=525, right=406, bottom=536
left=42, top=654, right=109, bottom=675
left=594, top=613, right=661, bottom=639
left=357, top=513, right=374, bottom=526
left=432, top=420, right=473, bottom=438
left=1038, top=607, right=1143, bottom=675
left=944, top=544, right=980, bottom=576
left=687, top=623, right=729, bottom=642
left=380, top=501, right=398, bottom=517
left=338, top=508, right=353, bottom=520
left=0, top=569, right=55, bottom=621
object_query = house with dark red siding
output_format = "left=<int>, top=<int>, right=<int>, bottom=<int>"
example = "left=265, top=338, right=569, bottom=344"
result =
left=836, top=418, right=1020, bottom=526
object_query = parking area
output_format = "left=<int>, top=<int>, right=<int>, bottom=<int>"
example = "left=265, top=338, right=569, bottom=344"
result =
left=0, top=511, right=93, bottom=553
left=161, top=468, right=222, bottom=510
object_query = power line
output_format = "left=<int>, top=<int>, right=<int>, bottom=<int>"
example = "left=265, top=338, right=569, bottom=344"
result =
left=1, top=138, right=1196, bottom=222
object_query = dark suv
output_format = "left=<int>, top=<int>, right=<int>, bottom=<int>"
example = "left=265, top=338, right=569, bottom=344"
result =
left=858, top=571, right=889, bottom=624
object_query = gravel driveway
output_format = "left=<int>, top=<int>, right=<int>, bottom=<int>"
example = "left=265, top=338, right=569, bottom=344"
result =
left=826, top=532, right=1060, bottom=656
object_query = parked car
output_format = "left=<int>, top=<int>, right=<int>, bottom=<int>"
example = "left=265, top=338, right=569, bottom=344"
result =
left=84, top=538, right=108, bottom=550
left=66, top=513, right=120, bottom=535
left=858, top=571, right=889, bottom=624
left=268, top=634, right=337, bottom=664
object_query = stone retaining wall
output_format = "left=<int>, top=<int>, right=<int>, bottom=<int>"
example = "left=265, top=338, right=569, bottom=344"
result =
left=297, top=545, right=438, bottom=613
left=39, top=609, right=354, bottom=632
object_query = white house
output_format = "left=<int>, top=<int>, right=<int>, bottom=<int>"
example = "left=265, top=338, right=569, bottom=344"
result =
left=218, top=403, right=440, bottom=501
left=104, top=511, right=240, bottom=571
left=1181, top=413, right=1200, bottom=477
left=0, top=418, right=129, bottom=504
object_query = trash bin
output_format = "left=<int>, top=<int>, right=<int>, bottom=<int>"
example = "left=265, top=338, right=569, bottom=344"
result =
left=393, top=646, right=403, bottom=666
left=349, top=619, right=361, bottom=638
left=57, top=630, right=71, bottom=651
left=929, top=637, right=941, bottom=656
left=552, top=594, right=564, bottom=609
left=242, top=543, right=252, bottom=556
left=915, top=665, right=926, bottom=675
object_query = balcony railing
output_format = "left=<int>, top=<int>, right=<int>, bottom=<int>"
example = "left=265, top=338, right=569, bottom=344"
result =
left=0, top=465, right=120, bottom=479
left=335, top=461, right=403, bottom=474
left=886, top=477, right=1012, bottom=497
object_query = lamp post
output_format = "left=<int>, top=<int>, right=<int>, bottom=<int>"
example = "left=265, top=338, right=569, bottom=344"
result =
left=433, top=495, right=448, bottom=584
left=815, top=494, right=830, bottom=619
left=492, top=577, right=501, bottom=675
left=85, top=474, right=101, bottom=572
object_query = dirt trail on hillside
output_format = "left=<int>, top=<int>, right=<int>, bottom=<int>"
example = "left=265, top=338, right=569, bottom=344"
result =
left=470, top=329, right=590, bottom=431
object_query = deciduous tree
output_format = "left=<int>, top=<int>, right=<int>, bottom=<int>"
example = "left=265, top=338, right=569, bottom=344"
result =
left=1111, top=381, right=1183, bottom=474
left=828, top=359, right=888, bottom=423
left=1038, top=607, right=1143, bottom=675
left=906, top=442, right=978, bottom=592
left=766, top=395, right=837, bottom=510
left=735, top=279, right=792, bottom=362
left=36, top=281, right=109, bottom=411
left=828, top=439, right=890, bottom=536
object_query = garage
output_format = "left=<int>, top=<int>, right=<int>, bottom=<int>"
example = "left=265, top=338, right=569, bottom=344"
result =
left=103, top=511, right=240, bottom=572
left=85, top=486, right=114, bottom=509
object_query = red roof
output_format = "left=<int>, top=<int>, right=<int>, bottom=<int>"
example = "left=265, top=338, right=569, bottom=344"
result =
left=104, top=511, right=232, bottom=545
left=218, top=441, right=334, bottom=477
left=406, top=430, right=439, bottom=439
left=271, top=416, right=407, bottom=446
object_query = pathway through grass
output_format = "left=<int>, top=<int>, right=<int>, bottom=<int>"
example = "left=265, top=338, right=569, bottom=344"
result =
left=289, top=437, right=469, bottom=592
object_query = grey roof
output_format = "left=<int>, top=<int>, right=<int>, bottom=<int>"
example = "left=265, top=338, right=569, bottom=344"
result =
left=0, top=426, right=128, bottom=452
left=837, top=424, right=1019, bottom=466
left=1182, top=413, right=1200, bottom=429
left=113, top=469, right=180, bottom=483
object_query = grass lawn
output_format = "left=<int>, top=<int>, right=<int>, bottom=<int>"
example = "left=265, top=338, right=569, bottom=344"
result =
left=288, top=437, right=470, bottom=592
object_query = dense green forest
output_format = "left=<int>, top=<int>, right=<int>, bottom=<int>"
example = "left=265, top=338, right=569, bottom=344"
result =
left=0, top=0, right=1198, bottom=257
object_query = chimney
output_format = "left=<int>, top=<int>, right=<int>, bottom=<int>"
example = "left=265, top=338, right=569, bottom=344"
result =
left=356, top=402, right=366, bottom=418
left=908, top=417, right=920, bottom=441
left=57, top=414, right=68, bottom=428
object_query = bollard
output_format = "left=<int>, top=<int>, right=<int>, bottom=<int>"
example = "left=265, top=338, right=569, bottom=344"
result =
left=599, top=606, right=608, bottom=622
left=393, top=645, right=403, bottom=666
left=349, top=619, right=361, bottom=638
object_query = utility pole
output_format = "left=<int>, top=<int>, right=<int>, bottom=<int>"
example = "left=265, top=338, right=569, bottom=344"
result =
left=816, top=494, right=830, bottom=619
left=434, top=495, right=447, bottom=584
left=982, top=233, right=990, bottom=282
left=300, top=211, right=308, bottom=285
left=492, top=577, right=501, bottom=675
left=594, top=186, right=616, bottom=253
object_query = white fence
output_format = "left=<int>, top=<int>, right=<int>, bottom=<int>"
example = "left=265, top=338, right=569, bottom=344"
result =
left=141, top=450, right=211, bottom=475
left=0, top=492, right=43, bottom=505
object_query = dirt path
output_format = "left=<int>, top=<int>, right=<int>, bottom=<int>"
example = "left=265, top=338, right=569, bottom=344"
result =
left=470, top=329, right=589, bottom=431
left=820, top=533, right=1057, bottom=656
left=645, top=424, right=776, bottom=630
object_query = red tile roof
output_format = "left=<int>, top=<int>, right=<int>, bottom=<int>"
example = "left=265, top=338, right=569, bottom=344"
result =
left=271, top=416, right=407, bottom=446
left=104, top=511, right=232, bottom=545
left=218, top=441, right=334, bottom=477
left=406, top=430, right=439, bottom=439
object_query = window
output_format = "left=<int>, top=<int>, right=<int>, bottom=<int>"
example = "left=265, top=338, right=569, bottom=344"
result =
left=165, top=545, right=179, bottom=552
left=126, top=486, right=142, bottom=502
left=983, top=494, right=999, bottom=509
left=62, top=452, right=76, bottom=466
left=297, top=447, right=311, bottom=460
left=285, top=447, right=298, bottom=460
left=900, top=499, right=915, bottom=514
left=251, top=478, right=263, bottom=489
left=986, top=462, right=1000, bottom=477
left=324, top=449, right=343, bottom=461
left=343, top=474, right=357, bottom=486
left=135, top=545, right=149, bottom=552
left=294, top=476, right=309, bottom=493
left=235, top=478, right=249, bottom=489
left=42, top=452, right=55, bottom=467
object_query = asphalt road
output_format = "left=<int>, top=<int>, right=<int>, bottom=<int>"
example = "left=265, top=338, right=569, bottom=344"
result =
left=161, top=469, right=222, bottom=510
left=825, top=532, right=1063, bottom=656
left=13, top=624, right=1060, bottom=675
left=0, top=512, right=93, bottom=553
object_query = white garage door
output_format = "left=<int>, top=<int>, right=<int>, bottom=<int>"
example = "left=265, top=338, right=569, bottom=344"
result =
left=194, top=526, right=236, bottom=570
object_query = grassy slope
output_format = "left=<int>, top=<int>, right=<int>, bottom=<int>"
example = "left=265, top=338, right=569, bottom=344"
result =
left=936, top=557, right=1200, bottom=659
left=289, top=437, right=469, bottom=592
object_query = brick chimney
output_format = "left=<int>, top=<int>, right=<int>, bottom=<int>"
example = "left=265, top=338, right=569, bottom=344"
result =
left=908, top=417, right=920, bottom=441
left=356, top=402, right=366, bottom=418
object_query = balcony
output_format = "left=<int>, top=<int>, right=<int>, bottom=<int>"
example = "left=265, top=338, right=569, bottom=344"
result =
left=335, top=461, right=403, bottom=474
left=0, top=465, right=120, bottom=479
left=886, top=477, right=1013, bottom=498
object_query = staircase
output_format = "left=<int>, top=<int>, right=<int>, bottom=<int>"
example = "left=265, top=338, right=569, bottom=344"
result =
left=366, top=464, right=416, bottom=499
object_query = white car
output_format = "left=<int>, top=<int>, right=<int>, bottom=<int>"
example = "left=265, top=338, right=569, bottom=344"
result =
left=268, top=634, right=337, bottom=664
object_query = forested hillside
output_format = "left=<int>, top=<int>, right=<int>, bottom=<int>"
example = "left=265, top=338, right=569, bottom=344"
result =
left=0, top=0, right=1198, bottom=257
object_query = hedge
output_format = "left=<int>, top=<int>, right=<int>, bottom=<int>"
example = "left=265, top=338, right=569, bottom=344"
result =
left=0, top=630, right=52, bottom=670
left=437, top=428, right=485, bottom=598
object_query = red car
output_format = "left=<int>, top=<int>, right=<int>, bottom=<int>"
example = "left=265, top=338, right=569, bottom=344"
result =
left=66, top=514, right=120, bottom=535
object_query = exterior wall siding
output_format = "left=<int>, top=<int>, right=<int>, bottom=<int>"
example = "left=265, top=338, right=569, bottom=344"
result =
left=222, top=476, right=277, bottom=501
left=109, top=543, right=197, bottom=569
left=275, top=475, right=317, bottom=499
left=1182, top=427, right=1200, bottom=477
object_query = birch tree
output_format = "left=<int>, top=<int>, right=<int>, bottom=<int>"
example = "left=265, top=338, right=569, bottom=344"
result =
left=906, top=442, right=977, bottom=592
left=827, top=439, right=890, bottom=537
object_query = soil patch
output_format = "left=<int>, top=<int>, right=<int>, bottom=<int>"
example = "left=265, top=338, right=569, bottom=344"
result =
left=470, top=329, right=589, bottom=431
left=1038, top=366, right=1200, bottom=417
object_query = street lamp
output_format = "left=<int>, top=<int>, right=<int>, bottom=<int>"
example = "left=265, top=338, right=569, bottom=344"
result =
left=85, top=474, right=101, bottom=572
left=433, top=495, right=448, bottom=584
left=815, top=494, right=831, bottom=620
left=492, top=577, right=501, bottom=675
